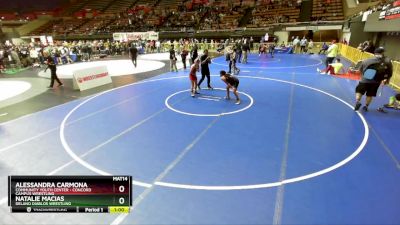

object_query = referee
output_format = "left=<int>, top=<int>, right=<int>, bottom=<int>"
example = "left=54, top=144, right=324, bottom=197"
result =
left=129, top=43, right=138, bottom=67
left=198, top=50, right=213, bottom=90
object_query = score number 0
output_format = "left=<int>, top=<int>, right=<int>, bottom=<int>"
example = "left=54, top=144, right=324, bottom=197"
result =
left=109, top=184, right=130, bottom=214
left=117, top=185, right=127, bottom=205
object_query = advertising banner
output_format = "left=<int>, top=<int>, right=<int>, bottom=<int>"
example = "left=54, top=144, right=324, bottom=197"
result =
left=72, top=66, right=112, bottom=91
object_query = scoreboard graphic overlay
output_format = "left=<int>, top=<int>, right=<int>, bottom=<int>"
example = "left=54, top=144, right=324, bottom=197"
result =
left=8, top=176, right=132, bottom=213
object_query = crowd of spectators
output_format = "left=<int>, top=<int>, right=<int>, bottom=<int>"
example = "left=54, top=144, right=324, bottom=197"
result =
left=0, top=40, right=135, bottom=72
left=357, top=40, right=375, bottom=53
left=248, top=0, right=300, bottom=27
left=311, top=0, right=344, bottom=21
left=0, top=37, right=255, bottom=73
left=347, top=0, right=395, bottom=21
left=200, top=4, right=247, bottom=30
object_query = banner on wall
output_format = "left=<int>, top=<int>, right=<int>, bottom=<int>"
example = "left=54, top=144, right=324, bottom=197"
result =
left=113, top=32, right=159, bottom=41
left=147, top=31, right=159, bottom=40
left=126, top=32, right=148, bottom=40
left=112, top=33, right=127, bottom=42
left=379, top=0, right=400, bottom=20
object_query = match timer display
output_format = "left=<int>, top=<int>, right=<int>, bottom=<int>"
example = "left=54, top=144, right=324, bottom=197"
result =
left=8, top=176, right=132, bottom=213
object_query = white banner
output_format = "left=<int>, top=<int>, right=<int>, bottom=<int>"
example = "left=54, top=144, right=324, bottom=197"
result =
left=147, top=31, right=159, bottom=40
left=112, top=33, right=127, bottom=42
left=72, top=66, right=112, bottom=91
left=127, top=32, right=148, bottom=41
left=113, top=32, right=159, bottom=41
left=46, top=36, right=54, bottom=45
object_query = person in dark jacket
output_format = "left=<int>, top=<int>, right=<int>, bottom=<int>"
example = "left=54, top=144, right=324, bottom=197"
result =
left=198, top=50, right=213, bottom=89
left=190, top=44, right=198, bottom=65
left=181, top=48, right=188, bottom=70
left=354, top=47, right=393, bottom=111
left=129, top=43, right=138, bottom=67
left=44, top=55, right=63, bottom=88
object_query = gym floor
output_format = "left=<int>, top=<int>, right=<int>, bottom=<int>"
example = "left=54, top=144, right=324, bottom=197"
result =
left=1, top=53, right=399, bottom=224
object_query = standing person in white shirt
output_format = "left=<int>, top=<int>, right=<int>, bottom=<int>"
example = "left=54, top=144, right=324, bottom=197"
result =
left=300, top=37, right=308, bottom=53
left=307, top=39, right=314, bottom=54
left=292, top=36, right=300, bottom=54
left=29, top=47, right=39, bottom=67
left=155, top=40, right=160, bottom=53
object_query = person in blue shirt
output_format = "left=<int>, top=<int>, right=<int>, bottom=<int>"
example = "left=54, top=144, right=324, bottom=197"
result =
left=318, top=42, right=328, bottom=55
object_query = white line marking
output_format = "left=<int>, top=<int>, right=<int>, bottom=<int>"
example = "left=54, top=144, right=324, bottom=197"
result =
left=0, top=129, right=57, bottom=153
left=111, top=214, right=129, bottom=225
left=111, top=115, right=221, bottom=225
left=273, top=74, right=295, bottom=225
left=198, top=97, right=220, bottom=101
left=165, top=88, right=254, bottom=117
left=200, top=95, right=222, bottom=99
left=59, top=97, right=167, bottom=187
left=0, top=72, right=319, bottom=154
left=0, top=122, right=154, bottom=205
left=0, top=69, right=180, bottom=127
left=211, top=57, right=322, bottom=69
left=59, top=77, right=197, bottom=189
left=0, top=113, right=8, bottom=117
left=58, top=75, right=368, bottom=191
left=0, top=78, right=180, bottom=154
left=156, top=76, right=369, bottom=190
left=0, top=98, right=80, bottom=126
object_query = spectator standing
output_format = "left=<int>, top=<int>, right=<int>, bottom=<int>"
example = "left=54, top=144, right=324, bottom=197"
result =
left=181, top=48, right=189, bottom=70
left=169, top=45, right=178, bottom=72
left=236, top=41, right=242, bottom=63
left=293, top=36, right=300, bottom=53
left=191, top=44, right=198, bottom=65
left=44, top=55, right=63, bottom=89
left=156, top=40, right=161, bottom=53
left=354, top=47, right=393, bottom=111
left=30, top=47, right=39, bottom=67
left=242, top=39, right=250, bottom=64
left=300, top=37, right=307, bottom=53
left=129, top=43, right=138, bottom=68
left=307, top=39, right=314, bottom=53
left=325, top=40, right=338, bottom=67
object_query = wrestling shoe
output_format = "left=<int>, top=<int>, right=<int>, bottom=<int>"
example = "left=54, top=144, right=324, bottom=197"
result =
left=354, top=102, right=362, bottom=111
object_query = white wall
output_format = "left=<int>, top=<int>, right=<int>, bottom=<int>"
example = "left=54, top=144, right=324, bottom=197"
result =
left=342, top=30, right=351, bottom=43
left=274, top=31, right=289, bottom=45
